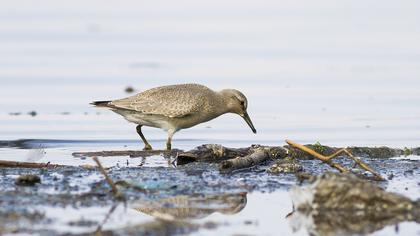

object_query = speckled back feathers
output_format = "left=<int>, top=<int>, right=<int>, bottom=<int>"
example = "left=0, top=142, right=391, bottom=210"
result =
left=109, top=84, right=221, bottom=118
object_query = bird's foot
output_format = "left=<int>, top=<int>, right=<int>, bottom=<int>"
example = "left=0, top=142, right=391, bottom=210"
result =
left=166, top=144, right=172, bottom=151
left=143, top=144, right=153, bottom=151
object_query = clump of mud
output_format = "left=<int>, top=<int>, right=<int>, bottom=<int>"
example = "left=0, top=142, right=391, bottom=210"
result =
left=289, top=172, right=420, bottom=236
left=267, top=158, right=303, bottom=174
left=15, top=174, right=41, bottom=186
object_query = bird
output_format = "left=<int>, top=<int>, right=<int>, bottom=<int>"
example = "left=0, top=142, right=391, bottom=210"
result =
left=91, top=83, right=256, bottom=150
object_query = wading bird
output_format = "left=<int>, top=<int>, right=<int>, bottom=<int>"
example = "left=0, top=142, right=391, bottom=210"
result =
left=92, top=83, right=256, bottom=150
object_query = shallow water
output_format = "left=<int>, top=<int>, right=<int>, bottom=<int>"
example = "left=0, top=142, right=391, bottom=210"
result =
left=1, top=0, right=420, bottom=235
left=1, top=0, right=420, bottom=148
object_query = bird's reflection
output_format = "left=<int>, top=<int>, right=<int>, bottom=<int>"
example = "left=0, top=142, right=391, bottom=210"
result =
left=130, top=192, right=247, bottom=220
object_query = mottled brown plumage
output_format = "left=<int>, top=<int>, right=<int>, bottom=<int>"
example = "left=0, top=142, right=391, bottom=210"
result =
left=111, top=84, right=216, bottom=118
left=91, top=83, right=256, bottom=150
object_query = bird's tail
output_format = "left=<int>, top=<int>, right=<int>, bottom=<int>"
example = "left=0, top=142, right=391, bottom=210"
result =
left=90, top=101, right=111, bottom=107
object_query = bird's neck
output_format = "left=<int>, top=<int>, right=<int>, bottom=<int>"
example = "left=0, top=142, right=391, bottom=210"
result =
left=217, top=91, right=234, bottom=114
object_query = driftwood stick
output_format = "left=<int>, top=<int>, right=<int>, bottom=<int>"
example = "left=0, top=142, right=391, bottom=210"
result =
left=341, top=149, right=384, bottom=181
left=219, top=146, right=287, bottom=172
left=0, top=160, right=63, bottom=168
left=285, top=140, right=348, bottom=172
left=219, top=148, right=268, bottom=172
left=95, top=203, right=119, bottom=235
left=73, top=149, right=181, bottom=158
left=286, top=140, right=384, bottom=181
left=92, top=157, right=125, bottom=200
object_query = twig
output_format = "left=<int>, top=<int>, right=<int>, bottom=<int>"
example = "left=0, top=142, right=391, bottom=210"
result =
left=94, top=203, right=119, bottom=235
left=0, top=160, right=97, bottom=170
left=92, top=157, right=125, bottom=200
left=340, top=149, right=384, bottom=181
left=286, top=140, right=384, bottom=181
left=73, top=149, right=181, bottom=158
left=285, top=140, right=348, bottom=172
left=0, top=160, right=63, bottom=168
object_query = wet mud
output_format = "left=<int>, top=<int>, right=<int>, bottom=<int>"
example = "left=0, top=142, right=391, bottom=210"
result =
left=0, top=144, right=419, bottom=235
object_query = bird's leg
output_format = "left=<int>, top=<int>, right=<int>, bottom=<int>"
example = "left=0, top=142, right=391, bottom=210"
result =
left=166, top=137, right=172, bottom=151
left=166, top=130, right=175, bottom=151
left=136, top=125, right=152, bottom=150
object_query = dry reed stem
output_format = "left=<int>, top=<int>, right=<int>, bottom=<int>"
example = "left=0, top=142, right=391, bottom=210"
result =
left=92, top=157, right=125, bottom=200
left=285, top=140, right=384, bottom=181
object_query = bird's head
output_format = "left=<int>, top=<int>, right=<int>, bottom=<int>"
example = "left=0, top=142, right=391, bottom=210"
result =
left=220, top=89, right=257, bottom=134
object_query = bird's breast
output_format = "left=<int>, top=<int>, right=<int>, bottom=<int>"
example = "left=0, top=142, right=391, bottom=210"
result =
left=173, top=110, right=225, bottom=130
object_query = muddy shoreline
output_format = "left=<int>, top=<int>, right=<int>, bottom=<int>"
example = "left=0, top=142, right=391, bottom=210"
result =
left=1, top=142, right=419, bottom=235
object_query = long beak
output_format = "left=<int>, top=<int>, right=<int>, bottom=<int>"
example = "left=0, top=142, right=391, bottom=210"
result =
left=241, top=112, right=257, bottom=134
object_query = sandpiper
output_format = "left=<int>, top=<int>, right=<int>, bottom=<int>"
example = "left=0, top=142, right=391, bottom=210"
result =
left=91, top=83, right=256, bottom=150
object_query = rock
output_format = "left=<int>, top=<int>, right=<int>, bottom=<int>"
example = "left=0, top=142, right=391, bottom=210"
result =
left=348, top=146, right=403, bottom=159
left=178, top=144, right=250, bottom=165
left=293, top=172, right=418, bottom=213
left=15, top=175, right=41, bottom=186
left=289, top=172, right=419, bottom=236
left=267, top=159, right=303, bottom=174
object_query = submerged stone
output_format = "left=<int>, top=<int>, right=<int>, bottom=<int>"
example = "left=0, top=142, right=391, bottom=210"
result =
left=267, top=159, right=303, bottom=174
left=15, top=174, right=41, bottom=186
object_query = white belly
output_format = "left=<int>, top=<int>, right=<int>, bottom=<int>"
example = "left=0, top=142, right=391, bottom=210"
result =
left=113, top=109, right=175, bottom=131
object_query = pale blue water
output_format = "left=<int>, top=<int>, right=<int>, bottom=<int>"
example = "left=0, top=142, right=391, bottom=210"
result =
left=1, top=1, right=420, bottom=147
left=0, top=1, right=419, bottom=235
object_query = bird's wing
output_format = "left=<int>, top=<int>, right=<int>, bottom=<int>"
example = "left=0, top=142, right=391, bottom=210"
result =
left=109, top=84, right=212, bottom=118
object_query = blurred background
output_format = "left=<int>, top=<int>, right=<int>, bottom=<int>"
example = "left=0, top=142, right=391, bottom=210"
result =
left=1, top=0, right=420, bottom=147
